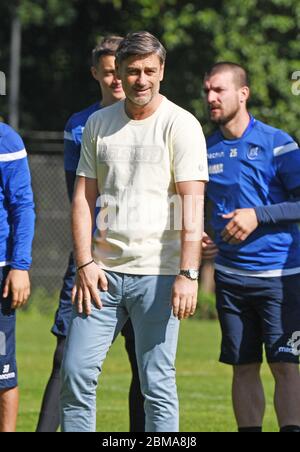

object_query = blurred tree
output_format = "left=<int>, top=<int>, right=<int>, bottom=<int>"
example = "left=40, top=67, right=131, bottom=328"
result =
left=0, top=0, right=299, bottom=140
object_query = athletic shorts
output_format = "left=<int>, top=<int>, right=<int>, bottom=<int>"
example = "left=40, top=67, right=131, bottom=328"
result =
left=215, top=270, right=300, bottom=365
left=0, top=267, right=18, bottom=389
left=51, top=252, right=136, bottom=340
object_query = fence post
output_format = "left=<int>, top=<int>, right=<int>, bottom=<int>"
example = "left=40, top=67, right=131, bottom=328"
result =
left=0, top=71, right=6, bottom=96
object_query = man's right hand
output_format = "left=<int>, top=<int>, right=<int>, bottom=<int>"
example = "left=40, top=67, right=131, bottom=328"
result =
left=202, top=233, right=218, bottom=260
left=71, top=262, right=108, bottom=315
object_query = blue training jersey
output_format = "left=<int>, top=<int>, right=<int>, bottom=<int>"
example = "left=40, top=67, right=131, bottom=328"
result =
left=0, top=123, right=35, bottom=270
left=64, top=102, right=101, bottom=175
left=206, top=116, right=300, bottom=275
left=64, top=102, right=101, bottom=203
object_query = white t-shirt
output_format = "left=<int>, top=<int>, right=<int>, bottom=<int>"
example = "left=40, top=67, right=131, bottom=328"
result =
left=77, top=97, right=208, bottom=275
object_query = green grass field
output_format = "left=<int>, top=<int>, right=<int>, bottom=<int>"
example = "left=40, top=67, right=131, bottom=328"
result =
left=16, top=310, right=278, bottom=432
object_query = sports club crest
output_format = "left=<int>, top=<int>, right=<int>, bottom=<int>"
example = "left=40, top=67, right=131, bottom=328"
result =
left=247, top=145, right=260, bottom=160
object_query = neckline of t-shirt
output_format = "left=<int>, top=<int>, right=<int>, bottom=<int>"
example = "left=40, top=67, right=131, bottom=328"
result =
left=221, top=115, right=256, bottom=145
left=121, top=96, right=167, bottom=125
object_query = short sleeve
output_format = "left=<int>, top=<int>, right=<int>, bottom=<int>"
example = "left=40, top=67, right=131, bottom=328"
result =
left=274, top=130, right=300, bottom=191
left=76, top=117, right=97, bottom=179
left=172, top=112, right=209, bottom=183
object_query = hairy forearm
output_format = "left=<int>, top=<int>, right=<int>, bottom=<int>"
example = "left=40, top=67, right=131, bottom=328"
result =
left=180, top=233, right=202, bottom=269
left=178, top=183, right=205, bottom=270
left=72, top=196, right=94, bottom=266
left=72, top=178, right=97, bottom=267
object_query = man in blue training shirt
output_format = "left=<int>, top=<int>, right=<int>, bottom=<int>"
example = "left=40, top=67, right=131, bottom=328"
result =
left=0, top=123, right=35, bottom=431
left=36, top=36, right=145, bottom=432
left=203, top=62, right=300, bottom=433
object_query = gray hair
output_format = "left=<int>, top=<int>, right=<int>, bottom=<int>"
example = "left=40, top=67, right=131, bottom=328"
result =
left=116, top=31, right=166, bottom=65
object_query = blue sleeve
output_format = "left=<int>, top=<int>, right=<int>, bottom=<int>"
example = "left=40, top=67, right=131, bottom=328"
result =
left=255, top=199, right=300, bottom=225
left=274, top=131, right=300, bottom=191
left=1, top=157, right=35, bottom=270
left=64, top=116, right=82, bottom=173
left=64, top=116, right=81, bottom=202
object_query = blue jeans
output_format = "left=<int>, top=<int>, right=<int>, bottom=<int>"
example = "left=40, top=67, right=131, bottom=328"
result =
left=61, top=271, right=180, bottom=432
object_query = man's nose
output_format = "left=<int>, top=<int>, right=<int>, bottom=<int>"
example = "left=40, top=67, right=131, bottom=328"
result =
left=137, top=72, right=147, bottom=85
left=207, top=90, right=217, bottom=104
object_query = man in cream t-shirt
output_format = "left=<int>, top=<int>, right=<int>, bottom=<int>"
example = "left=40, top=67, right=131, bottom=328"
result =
left=61, top=31, right=208, bottom=432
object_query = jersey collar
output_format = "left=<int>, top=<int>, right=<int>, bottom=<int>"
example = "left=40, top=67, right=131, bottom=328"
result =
left=221, top=114, right=256, bottom=144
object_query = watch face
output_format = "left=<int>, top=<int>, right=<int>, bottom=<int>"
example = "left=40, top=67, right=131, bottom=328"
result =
left=189, top=270, right=198, bottom=279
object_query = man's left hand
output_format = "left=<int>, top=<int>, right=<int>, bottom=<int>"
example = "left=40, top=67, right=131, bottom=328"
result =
left=3, top=269, right=31, bottom=309
left=172, top=276, right=198, bottom=320
left=221, top=208, right=258, bottom=245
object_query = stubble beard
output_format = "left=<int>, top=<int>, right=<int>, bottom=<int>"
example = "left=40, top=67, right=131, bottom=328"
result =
left=210, top=106, right=240, bottom=126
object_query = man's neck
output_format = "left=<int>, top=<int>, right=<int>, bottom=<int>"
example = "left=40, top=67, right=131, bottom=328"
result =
left=125, top=94, right=164, bottom=120
left=220, top=111, right=251, bottom=140
left=101, top=95, right=123, bottom=108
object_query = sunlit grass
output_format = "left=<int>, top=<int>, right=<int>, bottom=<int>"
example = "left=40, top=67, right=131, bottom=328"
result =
left=16, top=310, right=277, bottom=432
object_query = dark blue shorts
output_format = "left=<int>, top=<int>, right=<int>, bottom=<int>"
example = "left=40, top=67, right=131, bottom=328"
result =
left=215, top=270, right=300, bottom=365
left=51, top=253, right=135, bottom=340
left=0, top=267, right=18, bottom=389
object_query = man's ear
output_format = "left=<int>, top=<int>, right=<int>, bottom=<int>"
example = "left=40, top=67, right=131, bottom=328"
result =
left=240, top=85, right=250, bottom=104
left=91, top=66, right=99, bottom=81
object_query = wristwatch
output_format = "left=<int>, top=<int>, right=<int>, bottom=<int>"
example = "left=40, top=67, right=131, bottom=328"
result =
left=179, top=269, right=199, bottom=280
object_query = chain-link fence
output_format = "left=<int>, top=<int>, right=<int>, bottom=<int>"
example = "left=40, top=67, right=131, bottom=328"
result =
left=24, top=132, right=72, bottom=294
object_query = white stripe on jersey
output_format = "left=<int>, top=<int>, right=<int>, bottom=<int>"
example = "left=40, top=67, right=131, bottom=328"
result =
left=215, top=263, right=300, bottom=278
left=0, top=261, right=9, bottom=267
left=64, top=131, right=73, bottom=141
left=273, top=142, right=299, bottom=157
left=0, top=149, right=27, bottom=162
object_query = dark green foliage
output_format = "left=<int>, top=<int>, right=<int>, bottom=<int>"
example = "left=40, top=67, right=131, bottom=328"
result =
left=0, top=0, right=299, bottom=140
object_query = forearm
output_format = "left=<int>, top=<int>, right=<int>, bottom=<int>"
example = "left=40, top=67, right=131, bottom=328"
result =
left=7, top=160, right=35, bottom=270
left=179, top=183, right=205, bottom=270
left=11, top=205, right=35, bottom=270
left=255, top=200, right=300, bottom=225
left=72, top=179, right=97, bottom=267
left=180, top=233, right=202, bottom=269
left=72, top=200, right=94, bottom=266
